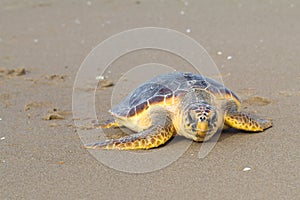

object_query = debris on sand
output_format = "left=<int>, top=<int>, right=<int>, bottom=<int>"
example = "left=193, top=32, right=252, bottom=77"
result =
left=0, top=67, right=26, bottom=76
left=55, top=161, right=65, bottom=165
left=43, top=113, right=65, bottom=120
left=42, top=108, right=71, bottom=120
left=242, top=167, right=251, bottom=172
left=98, top=79, right=114, bottom=89
left=96, top=75, right=104, bottom=80
left=44, top=74, right=66, bottom=82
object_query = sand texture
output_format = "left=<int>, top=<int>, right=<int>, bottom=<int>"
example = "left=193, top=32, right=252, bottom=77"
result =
left=0, top=1, right=299, bottom=199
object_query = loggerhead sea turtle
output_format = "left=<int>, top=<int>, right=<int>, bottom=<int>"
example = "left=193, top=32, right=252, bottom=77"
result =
left=84, top=72, right=272, bottom=150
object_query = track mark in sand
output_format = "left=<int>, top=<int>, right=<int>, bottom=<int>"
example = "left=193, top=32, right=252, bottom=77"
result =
left=278, top=90, right=300, bottom=97
left=24, top=74, right=67, bottom=84
left=243, top=96, right=272, bottom=106
left=0, top=67, right=26, bottom=77
left=0, top=93, right=13, bottom=107
left=24, top=101, right=52, bottom=111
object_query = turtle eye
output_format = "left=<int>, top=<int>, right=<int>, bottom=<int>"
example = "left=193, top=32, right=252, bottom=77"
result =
left=187, top=112, right=196, bottom=122
left=211, top=112, right=217, bottom=123
left=207, top=111, right=218, bottom=129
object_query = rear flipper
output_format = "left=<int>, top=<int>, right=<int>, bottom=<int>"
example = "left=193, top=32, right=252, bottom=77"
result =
left=225, top=112, right=272, bottom=132
left=84, top=117, right=175, bottom=150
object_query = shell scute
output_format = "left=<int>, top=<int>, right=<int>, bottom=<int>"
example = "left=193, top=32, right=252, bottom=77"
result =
left=127, top=107, right=136, bottom=117
left=129, top=83, right=160, bottom=107
left=135, top=102, right=149, bottom=115
left=157, top=87, right=173, bottom=96
left=148, top=95, right=165, bottom=104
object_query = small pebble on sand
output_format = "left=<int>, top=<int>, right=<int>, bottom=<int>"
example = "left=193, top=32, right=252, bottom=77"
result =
left=180, top=10, right=185, bottom=15
left=227, top=56, right=232, bottom=60
left=217, top=51, right=222, bottom=55
left=33, top=39, right=39, bottom=43
left=99, top=79, right=114, bottom=88
left=186, top=28, right=191, bottom=33
left=96, top=75, right=104, bottom=80
left=0, top=137, right=5, bottom=140
left=43, top=113, right=65, bottom=120
left=242, top=167, right=251, bottom=172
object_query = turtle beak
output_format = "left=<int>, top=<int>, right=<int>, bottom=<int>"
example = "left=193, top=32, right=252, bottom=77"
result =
left=197, top=121, right=209, bottom=137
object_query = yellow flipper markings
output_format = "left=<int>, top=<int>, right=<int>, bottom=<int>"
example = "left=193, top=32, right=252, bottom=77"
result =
left=225, top=112, right=272, bottom=132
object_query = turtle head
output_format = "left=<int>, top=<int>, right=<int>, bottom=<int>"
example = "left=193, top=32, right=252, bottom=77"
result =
left=182, top=102, right=222, bottom=141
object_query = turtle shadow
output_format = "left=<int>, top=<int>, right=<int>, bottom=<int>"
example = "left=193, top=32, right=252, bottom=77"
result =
left=217, top=129, right=239, bottom=142
left=102, top=128, right=239, bottom=145
left=157, top=129, right=239, bottom=148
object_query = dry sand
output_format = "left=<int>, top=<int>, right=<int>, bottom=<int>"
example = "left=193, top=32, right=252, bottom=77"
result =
left=0, top=0, right=299, bottom=199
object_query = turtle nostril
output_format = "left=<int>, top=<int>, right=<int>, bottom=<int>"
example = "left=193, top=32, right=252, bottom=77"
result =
left=199, top=116, right=206, bottom=121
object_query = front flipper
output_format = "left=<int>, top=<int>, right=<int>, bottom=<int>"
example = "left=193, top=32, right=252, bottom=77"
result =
left=225, top=112, right=272, bottom=132
left=84, top=117, right=175, bottom=150
left=94, top=119, right=121, bottom=129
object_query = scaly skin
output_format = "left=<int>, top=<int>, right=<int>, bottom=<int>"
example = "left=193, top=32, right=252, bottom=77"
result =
left=225, top=112, right=272, bottom=132
left=96, top=121, right=121, bottom=129
left=84, top=117, right=175, bottom=150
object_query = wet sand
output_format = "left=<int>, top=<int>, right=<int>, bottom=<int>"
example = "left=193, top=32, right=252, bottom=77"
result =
left=1, top=1, right=299, bottom=199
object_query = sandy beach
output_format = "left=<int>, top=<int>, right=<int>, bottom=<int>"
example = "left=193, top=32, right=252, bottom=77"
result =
left=1, top=1, right=299, bottom=199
